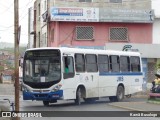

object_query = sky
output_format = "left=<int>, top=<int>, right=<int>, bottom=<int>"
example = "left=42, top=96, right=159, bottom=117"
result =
left=0, top=0, right=35, bottom=45
left=0, top=0, right=160, bottom=44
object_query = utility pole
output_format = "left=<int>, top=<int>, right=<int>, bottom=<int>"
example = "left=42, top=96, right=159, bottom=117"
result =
left=14, top=0, right=20, bottom=120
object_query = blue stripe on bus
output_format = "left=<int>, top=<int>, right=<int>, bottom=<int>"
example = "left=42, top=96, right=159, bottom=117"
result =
left=99, top=72, right=143, bottom=76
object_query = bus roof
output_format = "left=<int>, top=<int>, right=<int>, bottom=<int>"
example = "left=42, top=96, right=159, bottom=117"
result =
left=26, top=47, right=141, bottom=56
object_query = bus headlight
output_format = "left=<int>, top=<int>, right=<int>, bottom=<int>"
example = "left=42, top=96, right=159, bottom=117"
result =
left=23, top=86, right=32, bottom=92
left=52, top=84, right=62, bottom=92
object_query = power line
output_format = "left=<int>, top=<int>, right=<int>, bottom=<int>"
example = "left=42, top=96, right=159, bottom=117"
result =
left=0, top=0, right=34, bottom=32
left=0, top=2, right=14, bottom=14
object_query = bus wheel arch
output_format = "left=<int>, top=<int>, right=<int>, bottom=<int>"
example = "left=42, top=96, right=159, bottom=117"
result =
left=75, top=85, right=86, bottom=105
left=116, top=84, right=125, bottom=102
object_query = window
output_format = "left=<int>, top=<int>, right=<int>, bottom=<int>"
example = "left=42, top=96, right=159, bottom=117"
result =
left=79, top=0, right=92, bottom=2
left=109, top=0, right=122, bottom=3
left=75, top=54, right=85, bottom=72
left=86, top=54, right=98, bottom=72
left=109, top=27, right=128, bottom=41
left=120, top=56, right=130, bottom=72
left=98, top=55, right=109, bottom=72
left=38, top=3, right=41, bottom=21
left=130, top=56, right=141, bottom=72
left=109, top=55, right=120, bottom=72
left=76, top=26, right=94, bottom=40
left=38, top=31, right=40, bottom=47
left=63, top=56, right=75, bottom=79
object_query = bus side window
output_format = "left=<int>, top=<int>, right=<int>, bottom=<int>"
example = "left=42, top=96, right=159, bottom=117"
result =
left=63, top=56, right=75, bottom=79
left=120, top=56, right=130, bottom=72
left=130, top=56, right=141, bottom=72
left=109, top=55, right=120, bottom=72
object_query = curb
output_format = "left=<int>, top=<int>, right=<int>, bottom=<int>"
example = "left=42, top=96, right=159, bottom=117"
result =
left=147, top=100, right=160, bottom=104
left=108, top=102, right=160, bottom=116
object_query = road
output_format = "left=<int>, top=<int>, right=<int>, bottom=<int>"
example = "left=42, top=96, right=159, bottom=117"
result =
left=19, top=97, right=158, bottom=120
left=0, top=84, right=159, bottom=120
left=1, top=95, right=159, bottom=120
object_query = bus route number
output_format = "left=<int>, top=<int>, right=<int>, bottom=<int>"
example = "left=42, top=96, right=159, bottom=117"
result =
left=117, top=76, right=124, bottom=82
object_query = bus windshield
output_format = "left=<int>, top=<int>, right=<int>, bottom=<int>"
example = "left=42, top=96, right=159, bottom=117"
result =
left=23, top=50, right=61, bottom=85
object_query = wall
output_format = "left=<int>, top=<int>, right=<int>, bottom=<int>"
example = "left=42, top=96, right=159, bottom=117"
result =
left=153, top=18, right=160, bottom=44
left=50, top=0, right=151, bottom=9
left=49, top=22, right=152, bottom=47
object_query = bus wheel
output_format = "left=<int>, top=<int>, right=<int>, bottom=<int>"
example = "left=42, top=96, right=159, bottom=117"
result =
left=75, top=88, right=82, bottom=105
left=43, top=101, right=49, bottom=106
left=116, top=86, right=124, bottom=102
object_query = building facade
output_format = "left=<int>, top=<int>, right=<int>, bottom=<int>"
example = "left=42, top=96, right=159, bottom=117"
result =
left=30, top=0, right=154, bottom=48
left=29, top=0, right=156, bottom=83
left=153, top=17, right=160, bottom=44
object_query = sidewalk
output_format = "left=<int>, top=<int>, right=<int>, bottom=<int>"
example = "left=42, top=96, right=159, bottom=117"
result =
left=0, top=84, right=14, bottom=95
left=109, top=100, right=160, bottom=111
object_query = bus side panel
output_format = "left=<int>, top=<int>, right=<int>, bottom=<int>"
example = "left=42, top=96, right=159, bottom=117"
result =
left=129, top=75, right=143, bottom=94
left=62, top=73, right=99, bottom=100
left=98, top=75, right=117, bottom=97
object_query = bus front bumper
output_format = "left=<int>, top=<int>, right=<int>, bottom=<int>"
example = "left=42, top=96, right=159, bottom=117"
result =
left=23, top=90, right=63, bottom=101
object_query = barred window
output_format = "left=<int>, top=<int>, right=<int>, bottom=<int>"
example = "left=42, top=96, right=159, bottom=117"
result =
left=109, top=0, right=122, bottom=3
left=76, top=26, right=94, bottom=40
left=109, top=27, right=128, bottom=41
left=79, top=0, right=92, bottom=2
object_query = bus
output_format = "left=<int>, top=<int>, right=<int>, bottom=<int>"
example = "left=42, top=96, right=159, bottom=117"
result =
left=22, top=47, right=144, bottom=106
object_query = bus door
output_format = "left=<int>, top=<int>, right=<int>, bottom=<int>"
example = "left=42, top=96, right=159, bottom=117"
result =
left=62, top=54, right=76, bottom=99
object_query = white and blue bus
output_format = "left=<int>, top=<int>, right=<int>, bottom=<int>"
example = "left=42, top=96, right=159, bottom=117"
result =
left=22, top=47, right=144, bottom=106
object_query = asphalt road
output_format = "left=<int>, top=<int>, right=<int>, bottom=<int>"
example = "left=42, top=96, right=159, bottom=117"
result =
left=0, top=84, right=159, bottom=120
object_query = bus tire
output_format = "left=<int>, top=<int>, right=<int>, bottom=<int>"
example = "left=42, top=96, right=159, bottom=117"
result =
left=116, top=85, right=124, bottom=102
left=43, top=101, right=49, bottom=106
left=75, top=88, right=82, bottom=105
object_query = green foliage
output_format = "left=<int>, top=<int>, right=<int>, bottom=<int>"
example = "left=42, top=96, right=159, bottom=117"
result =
left=156, top=59, right=160, bottom=70
left=0, top=46, right=26, bottom=55
left=0, top=46, right=26, bottom=70
left=0, top=66, right=4, bottom=71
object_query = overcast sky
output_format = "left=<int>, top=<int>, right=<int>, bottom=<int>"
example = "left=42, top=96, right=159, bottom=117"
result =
left=0, top=0, right=160, bottom=44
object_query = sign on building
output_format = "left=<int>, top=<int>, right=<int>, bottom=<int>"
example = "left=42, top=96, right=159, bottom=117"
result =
left=50, top=7, right=99, bottom=22
left=99, top=9, right=154, bottom=23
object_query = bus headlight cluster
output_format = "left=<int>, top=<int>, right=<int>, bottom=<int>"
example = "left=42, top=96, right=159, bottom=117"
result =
left=23, top=86, right=32, bottom=92
left=52, top=84, right=62, bottom=92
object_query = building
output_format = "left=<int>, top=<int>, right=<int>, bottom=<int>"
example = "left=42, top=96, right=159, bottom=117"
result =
left=153, top=17, right=160, bottom=44
left=29, top=0, right=156, bottom=83
left=29, top=0, right=154, bottom=48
